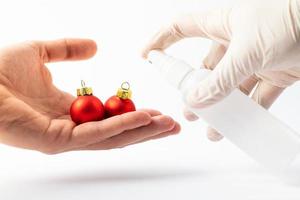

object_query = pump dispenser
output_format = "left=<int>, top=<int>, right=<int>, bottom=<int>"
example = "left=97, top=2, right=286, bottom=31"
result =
left=148, top=50, right=300, bottom=177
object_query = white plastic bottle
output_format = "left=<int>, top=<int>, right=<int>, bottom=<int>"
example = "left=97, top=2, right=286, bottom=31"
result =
left=148, top=50, right=300, bottom=178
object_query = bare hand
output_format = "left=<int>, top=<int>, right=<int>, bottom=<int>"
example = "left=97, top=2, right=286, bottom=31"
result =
left=0, top=39, right=180, bottom=154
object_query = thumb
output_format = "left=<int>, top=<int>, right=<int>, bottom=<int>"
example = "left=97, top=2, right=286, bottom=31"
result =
left=142, top=9, right=232, bottom=59
left=187, top=42, right=260, bottom=108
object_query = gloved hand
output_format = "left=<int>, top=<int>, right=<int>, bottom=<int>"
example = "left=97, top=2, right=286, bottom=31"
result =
left=184, top=42, right=285, bottom=141
left=142, top=0, right=300, bottom=141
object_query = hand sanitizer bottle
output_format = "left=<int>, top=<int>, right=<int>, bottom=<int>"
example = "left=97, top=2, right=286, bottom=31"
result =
left=148, top=50, right=300, bottom=180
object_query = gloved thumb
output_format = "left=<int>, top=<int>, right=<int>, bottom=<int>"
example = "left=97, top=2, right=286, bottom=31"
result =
left=186, top=43, right=259, bottom=108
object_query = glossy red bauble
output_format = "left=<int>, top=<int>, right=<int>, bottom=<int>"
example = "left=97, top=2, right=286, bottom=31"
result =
left=104, top=96, right=136, bottom=118
left=70, top=95, right=105, bottom=124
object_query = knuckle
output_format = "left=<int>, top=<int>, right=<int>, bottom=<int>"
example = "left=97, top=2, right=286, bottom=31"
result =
left=61, top=38, right=73, bottom=60
left=25, top=40, right=42, bottom=54
left=135, top=111, right=151, bottom=124
left=168, top=21, right=184, bottom=38
left=25, top=40, right=40, bottom=49
left=25, top=40, right=49, bottom=62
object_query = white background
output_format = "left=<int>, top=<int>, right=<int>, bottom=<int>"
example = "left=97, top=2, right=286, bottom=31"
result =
left=1, top=0, right=300, bottom=199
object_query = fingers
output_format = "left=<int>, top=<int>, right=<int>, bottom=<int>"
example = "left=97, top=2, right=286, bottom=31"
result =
left=142, top=9, right=232, bottom=58
left=70, top=111, right=152, bottom=148
left=138, top=109, right=162, bottom=117
left=203, top=42, right=227, bottom=69
left=200, top=42, right=260, bottom=141
left=183, top=105, right=225, bottom=142
left=251, top=80, right=285, bottom=109
left=141, top=122, right=180, bottom=141
left=31, top=38, right=97, bottom=63
left=238, top=75, right=259, bottom=95
left=182, top=43, right=225, bottom=122
left=255, top=68, right=300, bottom=89
left=39, top=109, right=176, bottom=154
left=131, top=122, right=181, bottom=145
left=81, top=115, right=177, bottom=150
left=186, top=42, right=259, bottom=109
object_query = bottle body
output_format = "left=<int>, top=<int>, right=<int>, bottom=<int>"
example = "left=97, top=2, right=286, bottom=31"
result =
left=148, top=50, right=300, bottom=176
left=179, top=69, right=300, bottom=173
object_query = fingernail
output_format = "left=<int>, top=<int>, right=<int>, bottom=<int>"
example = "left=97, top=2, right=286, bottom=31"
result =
left=158, top=116, right=175, bottom=129
left=207, top=128, right=224, bottom=142
left=184, top=112, right=199, bottom=121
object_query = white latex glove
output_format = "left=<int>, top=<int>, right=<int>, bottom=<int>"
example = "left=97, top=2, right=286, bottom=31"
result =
left=142, top=0, right=300, bottom=141
left=184, top=42, right=284, bottom=141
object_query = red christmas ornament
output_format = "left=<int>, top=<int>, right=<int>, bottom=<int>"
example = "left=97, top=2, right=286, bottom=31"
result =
left=104, top=82, right=136, bottom=118
left=70, top=80, right=105, bottom=124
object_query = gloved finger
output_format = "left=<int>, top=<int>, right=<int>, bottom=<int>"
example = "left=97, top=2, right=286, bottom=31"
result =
left=201, top=42, right=226, bottom=141
left=202, top=42, right=227, bottom=70
left=255, top=67, right=300, bottom=89
left=251, top=80, right=285, bottom=109
left=183, top=106, right=199, bottom=121
left=238, top=75, right=259, bottom=95
left=142, top=9, right=232, bottom=58
left=186, top=41, right=259, bottom=109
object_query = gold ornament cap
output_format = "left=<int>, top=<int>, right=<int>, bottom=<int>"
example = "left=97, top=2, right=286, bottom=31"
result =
left=117, top=82, right=132, bottom=99
left=77, top=80, right=93, bottom=96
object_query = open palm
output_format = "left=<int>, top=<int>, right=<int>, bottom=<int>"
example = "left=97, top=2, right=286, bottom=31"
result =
left=0, top=39, right=180, bottom=154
